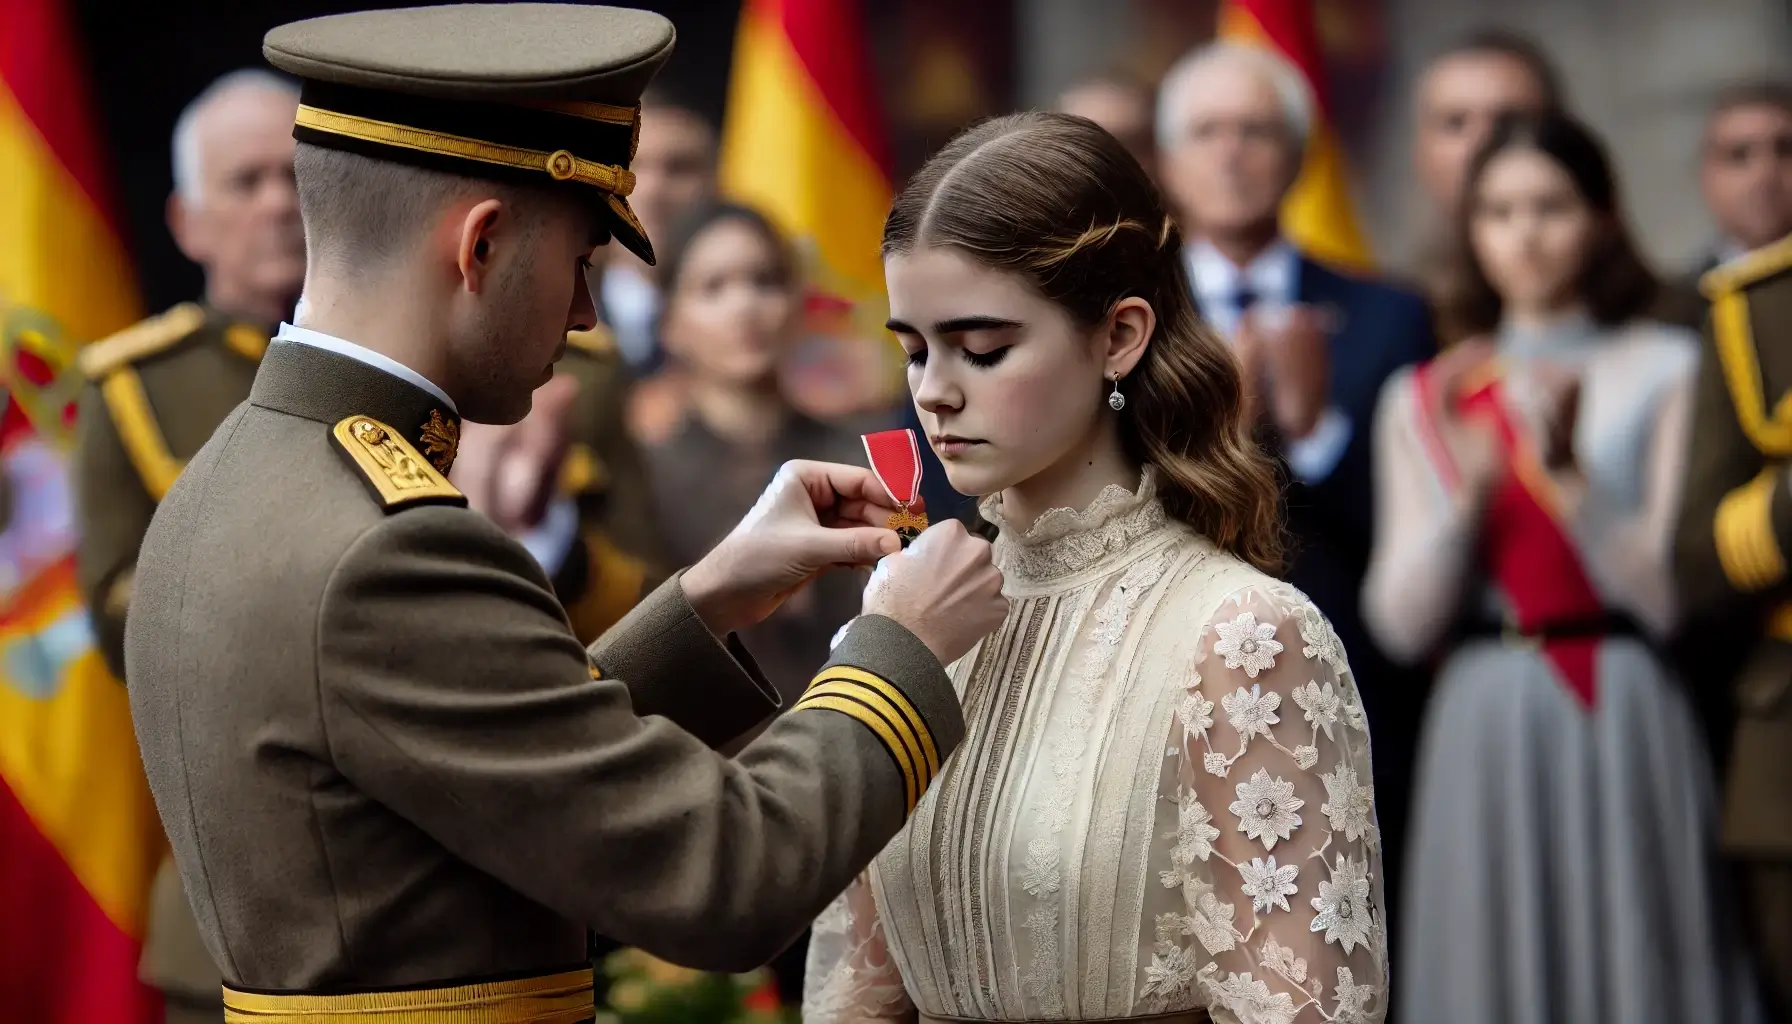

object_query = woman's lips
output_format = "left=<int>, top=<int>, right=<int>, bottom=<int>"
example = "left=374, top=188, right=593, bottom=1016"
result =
left=931, top=435, right=985, bottom=457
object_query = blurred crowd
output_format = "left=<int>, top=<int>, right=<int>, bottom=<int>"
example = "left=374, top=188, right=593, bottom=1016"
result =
left=81, top=20, right=1792, bottom=1024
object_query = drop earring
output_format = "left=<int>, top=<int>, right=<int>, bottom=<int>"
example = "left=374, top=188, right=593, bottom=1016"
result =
left=1108, top=374, right=1126, bottom=411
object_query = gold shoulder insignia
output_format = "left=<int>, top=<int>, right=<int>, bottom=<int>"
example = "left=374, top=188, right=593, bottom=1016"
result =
left=78, top=303, right=207, bottom=379
left=1708, top=245, right=1792, bottom=456
left=1701, top=235, right=1792, bottom=299
left=330, top=415, right=466, bottom=512
left=565, top=325, right=617, bottom=358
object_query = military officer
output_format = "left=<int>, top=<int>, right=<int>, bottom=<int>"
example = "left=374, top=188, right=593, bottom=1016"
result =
left=124, top=6, right=1007, bottom=1022
left=73, top=69, right=305, bottom=1024
left=1674, top=234, right=1792, bottom=1020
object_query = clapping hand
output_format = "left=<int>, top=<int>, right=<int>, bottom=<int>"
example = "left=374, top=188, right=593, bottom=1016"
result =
left=1530, top=361, right=1581, bottom=474
left=1241, top=304, right=1331, bottom=439
left=1427, top=337, right=1507, bottom=495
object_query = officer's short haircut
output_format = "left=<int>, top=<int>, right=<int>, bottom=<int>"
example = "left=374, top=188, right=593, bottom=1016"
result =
left=294, top=142, right=543, bottom=273
left=1427, top=27, right=1564, bottom=112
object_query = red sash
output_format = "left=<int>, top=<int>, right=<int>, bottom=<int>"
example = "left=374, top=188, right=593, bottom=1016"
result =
left=1411, top=361, right=1604, bottom=709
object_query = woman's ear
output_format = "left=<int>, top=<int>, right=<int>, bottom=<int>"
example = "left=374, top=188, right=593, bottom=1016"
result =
left=1103, top=296, right=1155, bottom=379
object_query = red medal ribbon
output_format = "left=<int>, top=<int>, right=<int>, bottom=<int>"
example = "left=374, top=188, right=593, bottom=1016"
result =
left=862, top=428, right=923, bottom=507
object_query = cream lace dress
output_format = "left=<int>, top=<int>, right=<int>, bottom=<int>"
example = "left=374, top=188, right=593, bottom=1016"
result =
left=804, top=470, right=1388, bottom=1023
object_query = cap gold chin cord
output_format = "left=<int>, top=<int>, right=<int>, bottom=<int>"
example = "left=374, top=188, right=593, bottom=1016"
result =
left=294, top=104, right=637, bottom=196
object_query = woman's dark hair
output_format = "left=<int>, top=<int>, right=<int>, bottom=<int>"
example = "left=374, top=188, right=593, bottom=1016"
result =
left=882, top=111, right=1283, bottom=573
left=657, top=201, right=797, bottom=303
left=1444, top=111, right=1658, bottom=337
left=1429, top=28, right=1564, bottom=111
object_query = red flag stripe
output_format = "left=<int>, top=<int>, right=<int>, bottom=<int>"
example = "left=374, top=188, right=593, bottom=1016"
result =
left=0, top=0, right=120, bottom=229
left=753, top=0, right=892, bottom=178
left=0, top=782, right=161, bottom=1021
left=1225, top=0, right=1333, bottom=116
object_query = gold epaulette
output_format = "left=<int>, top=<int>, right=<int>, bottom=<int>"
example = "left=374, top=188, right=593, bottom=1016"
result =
left=78, top=303, right=207, bottom=380
left=330, top=415, right=465, bottom=512
left=794, top=666, right=940, bottom=815
left=1706, top=239, right=1792, bottom=456
left=564, top=324, right=617, bottom=358
left=1701, top=235, right=1792, bottom=299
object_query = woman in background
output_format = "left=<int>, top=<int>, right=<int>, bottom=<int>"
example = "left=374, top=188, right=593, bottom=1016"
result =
left=1364, top=112, right=1756, bottom=1023
left=645, top=202, right=868, bottom=702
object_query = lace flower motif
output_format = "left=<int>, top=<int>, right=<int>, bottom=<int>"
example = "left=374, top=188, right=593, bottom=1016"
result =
left=1293, top=745, right=1319, bottom=770
left=1292, top=680, right=1343, bottom=740
left=1204, top=751, right=1232, bottom=777
left=1222, top=684, right=1282, bottom=740
left=1321, top=764, right=1379, bottom=846
left=1238, top=855, right=1300, bottom=913
left=1173, top=792, right=1220, bottom=865
left=1311, top=853, right=1374, bottom=953
left=1178, top=692, right=1215, bottom=736
left=1140, top=939, right=1201, bottom=1008
left=1204, top=971, right=1298, bottom=1024
left=1259, top=934, right=1308, bottom=984
left=1189, top=888, right=1238, bottom=954
left=1214, top=612, right=1284, bottom=677
left=1296, top=601, right=1348, bottom=675
left=1230, top=768, right=1305, bottom=851
left=1331, top=966, right=1375, bottom=1024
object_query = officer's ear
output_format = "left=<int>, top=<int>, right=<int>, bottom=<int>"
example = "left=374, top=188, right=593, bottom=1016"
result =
left=453, top=197, right=507, bottom=294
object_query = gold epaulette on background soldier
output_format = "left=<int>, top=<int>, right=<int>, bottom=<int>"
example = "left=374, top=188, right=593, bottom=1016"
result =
left=330, top=415, right=466, bottom=512
left=78, top=303, right=208, bottom=379
left=1704, top=236, right=1792, bottom=458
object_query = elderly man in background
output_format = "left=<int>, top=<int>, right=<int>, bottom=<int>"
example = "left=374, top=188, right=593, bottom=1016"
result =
left=1156, top=39, right=1435, bottom=952
left=72, top=68, right=303, bottom=1024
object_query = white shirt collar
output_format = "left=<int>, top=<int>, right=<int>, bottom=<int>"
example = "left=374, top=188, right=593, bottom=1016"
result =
left=1185, top=238, right=1300, bottom=338
left=273, top=323, right=458, bottom=414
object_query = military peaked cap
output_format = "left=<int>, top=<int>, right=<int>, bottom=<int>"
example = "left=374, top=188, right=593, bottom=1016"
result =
left=264, top=3, right=673, bottom=264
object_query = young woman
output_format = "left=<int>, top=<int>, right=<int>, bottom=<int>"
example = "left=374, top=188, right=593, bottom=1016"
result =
left=644, top=202, right=868, bottom=700
left=804, top=112, right=1389, bottom=1023
left=1363, top=112, right=1753, bottom=1022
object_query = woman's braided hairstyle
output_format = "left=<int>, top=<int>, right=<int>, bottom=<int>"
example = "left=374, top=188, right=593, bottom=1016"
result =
left=883, top=111, right=1283, bottom=573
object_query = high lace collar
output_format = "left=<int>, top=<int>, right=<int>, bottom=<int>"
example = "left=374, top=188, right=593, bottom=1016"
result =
left=979, top=466, right=1174, bottom=587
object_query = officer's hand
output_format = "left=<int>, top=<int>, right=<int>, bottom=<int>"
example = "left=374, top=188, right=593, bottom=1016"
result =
left=861, top=519, right=1007, bottom=667
left=682, top=460, right=909, bottom=635
left=453, top=375, right=579, bottom=533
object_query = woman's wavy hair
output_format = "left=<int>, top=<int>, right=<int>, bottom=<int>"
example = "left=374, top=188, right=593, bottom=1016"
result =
left=883, top=111, right=1283, bottom=573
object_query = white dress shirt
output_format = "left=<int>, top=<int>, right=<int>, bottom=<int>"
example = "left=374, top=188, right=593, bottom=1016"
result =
left=274, top=323, right=579, bottom=575
left=1184, top=240, right=1351, bottom=484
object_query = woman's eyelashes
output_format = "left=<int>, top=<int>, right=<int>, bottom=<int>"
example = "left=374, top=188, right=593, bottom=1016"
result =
left=904, top=345, right=1012, bottom=369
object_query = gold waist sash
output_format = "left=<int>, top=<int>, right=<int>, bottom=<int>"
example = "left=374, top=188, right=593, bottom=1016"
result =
left=222, top=967, right=593, bottom=1023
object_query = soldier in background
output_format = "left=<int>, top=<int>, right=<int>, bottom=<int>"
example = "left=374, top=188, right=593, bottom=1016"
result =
left=72, top=68, right=303, bottom=1024
left=1674, top=238, right=1792, bottom=1022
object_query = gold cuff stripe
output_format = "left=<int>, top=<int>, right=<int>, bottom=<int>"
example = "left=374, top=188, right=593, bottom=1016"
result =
left=99, top=367, right=183, bottom=500
left=1711, top=287, right=1792, bottom=455
left=813, top=665, right=941, bottom=779
left=222, top=968, right=592, bottom=1023
left=1715, top=468, right=1787, bottom=591
left=795, top=690, right=920, bottom=811
left=295, top=105, right=636, bottom=197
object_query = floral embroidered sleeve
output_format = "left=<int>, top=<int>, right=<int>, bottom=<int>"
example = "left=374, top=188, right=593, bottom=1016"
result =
left=1145, top=585, right=1388, bottom=1024
left=802, top=872, right=913, bottom=1022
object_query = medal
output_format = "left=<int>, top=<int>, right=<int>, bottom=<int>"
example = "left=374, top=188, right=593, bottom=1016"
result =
left=862, top=428, right=929, bottom=545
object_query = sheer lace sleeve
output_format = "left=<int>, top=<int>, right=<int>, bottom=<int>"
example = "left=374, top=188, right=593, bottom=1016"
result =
left=1149, top=585, right=1388, bottom=1024
left=1361, top=368, right=1485, bottom=665
left=802, top=872, right=913, bottom=1022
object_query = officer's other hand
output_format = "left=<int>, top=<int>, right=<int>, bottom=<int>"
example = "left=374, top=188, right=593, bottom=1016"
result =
left=452, top=375, right=579, bottom=533
left=861, top=520, right=1007, bottom=667
left=682, top=460, right=909, bottom=635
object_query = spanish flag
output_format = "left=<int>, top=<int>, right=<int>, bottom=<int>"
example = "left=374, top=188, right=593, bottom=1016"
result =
left=0, top=0, right=164, bottom=1019
left=720, top=0, right=898, bottom=396
left=1219, top=0, right=1373, bottom=270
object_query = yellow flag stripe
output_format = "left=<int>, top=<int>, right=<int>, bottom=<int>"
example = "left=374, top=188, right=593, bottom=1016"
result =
left=0, top=83, right=139, bottom=344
